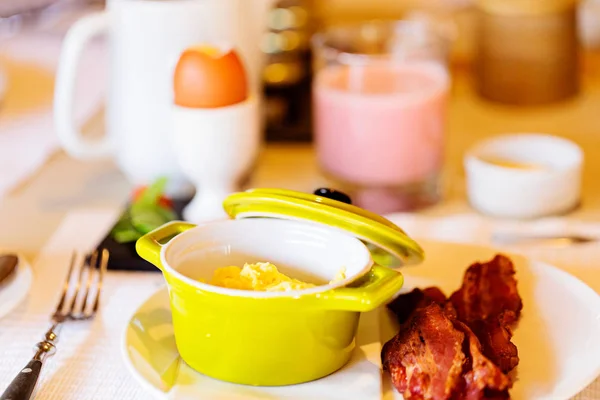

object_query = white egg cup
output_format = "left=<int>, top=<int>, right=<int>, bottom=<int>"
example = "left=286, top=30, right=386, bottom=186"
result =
left=172, top=96, right=261, bottom=223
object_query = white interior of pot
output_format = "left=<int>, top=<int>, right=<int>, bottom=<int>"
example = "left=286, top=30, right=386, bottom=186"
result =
left=162, top=218, right=373, bottom=296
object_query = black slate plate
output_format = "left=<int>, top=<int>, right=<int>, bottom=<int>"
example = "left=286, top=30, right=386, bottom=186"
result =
left=97, top=197, right=192, bottom=272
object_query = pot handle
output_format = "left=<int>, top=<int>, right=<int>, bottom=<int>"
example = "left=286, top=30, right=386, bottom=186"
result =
left=321, top=264, right=404, bottom=312
left=136, top=221, right=196, bottom=272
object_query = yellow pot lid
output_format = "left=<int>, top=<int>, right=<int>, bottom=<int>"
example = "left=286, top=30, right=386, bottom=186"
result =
left=222, top=188, right=424, bottom=267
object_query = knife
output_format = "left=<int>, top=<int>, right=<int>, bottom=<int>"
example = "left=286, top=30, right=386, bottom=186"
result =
left=0, top=254, right=19, bottom=286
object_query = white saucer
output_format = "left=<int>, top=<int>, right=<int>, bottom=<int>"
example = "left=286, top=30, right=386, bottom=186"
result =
left=122, top=290, right=382, bottom=399
left=122, top=240, right=600, bottom=400
left=0, top=254, right=33, bottom=319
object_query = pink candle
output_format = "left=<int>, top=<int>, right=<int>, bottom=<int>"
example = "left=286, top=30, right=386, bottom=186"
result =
left=313, top=61, right=450, bottom=212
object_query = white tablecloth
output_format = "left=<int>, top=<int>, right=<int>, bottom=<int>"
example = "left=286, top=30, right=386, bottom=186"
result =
left=0, top=209, right=598, bottom=399
left=0, top=209, right=161, bottom=400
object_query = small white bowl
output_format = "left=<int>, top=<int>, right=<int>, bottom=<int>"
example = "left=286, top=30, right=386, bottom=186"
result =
left=464, top=133, right=583, bottom=219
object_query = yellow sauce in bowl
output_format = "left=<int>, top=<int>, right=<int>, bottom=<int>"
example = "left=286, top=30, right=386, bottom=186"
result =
left=209, top=262, right=346, bottom=292
left=478, top=155, right=547, bottom=170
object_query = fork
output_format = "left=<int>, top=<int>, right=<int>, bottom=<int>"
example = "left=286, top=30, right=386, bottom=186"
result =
left=0, top=249, right=109, bottom=400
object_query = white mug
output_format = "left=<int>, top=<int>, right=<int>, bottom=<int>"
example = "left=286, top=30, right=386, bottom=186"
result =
left=54, top=0, right=273, bottom=197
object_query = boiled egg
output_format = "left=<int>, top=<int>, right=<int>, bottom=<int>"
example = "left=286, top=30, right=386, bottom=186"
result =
left=173, top=44, right=248, bottom=108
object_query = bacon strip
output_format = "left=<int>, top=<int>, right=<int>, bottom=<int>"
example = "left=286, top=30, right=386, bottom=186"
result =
left=449, top=254, right=522, bottom=373
left=382, top=303, right=466, bottom=400
left=383, top=254, right=524, bottom=399
left=449, top=255, right=522, bottom=324
left=382, top=303, right=513, bottom=400
left=387, top=287, right=447, bottom=324
left=454, top=320, right=512, bottom=400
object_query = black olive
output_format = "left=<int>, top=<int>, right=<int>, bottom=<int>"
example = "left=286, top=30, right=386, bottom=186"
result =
left=313, top=188, right=352, bottom=205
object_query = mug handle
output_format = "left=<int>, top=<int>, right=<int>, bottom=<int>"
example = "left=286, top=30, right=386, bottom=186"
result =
left=321, top=264, right=404, bottom=312
left=54, top=12, right=113, bottom=159
left=136, top=221, right=196, bottom=272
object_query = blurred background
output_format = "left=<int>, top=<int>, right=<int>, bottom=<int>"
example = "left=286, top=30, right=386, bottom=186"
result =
left=1, top=0, right=600, bottom=222
left=4, top=0, right=599, bottom=139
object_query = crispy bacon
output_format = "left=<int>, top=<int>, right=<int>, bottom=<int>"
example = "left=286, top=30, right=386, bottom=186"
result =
left=387, top=287, right=447, bottom=324
left=453, top=321, right=512, bottom=400
left=382, top=303, right=513, bottom=400
left=382, top=303, right=466, bottom=400
left=449, top=255, right=522, bottom=324
left=383, top=254, right=523, bottom=399
left=467, top=316, right=519, bottom=374
left=449, top=255, right=522, bottom=373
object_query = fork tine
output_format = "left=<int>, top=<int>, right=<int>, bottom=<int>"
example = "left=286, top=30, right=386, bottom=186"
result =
left=68, top=253, right=88, bottom=317
left=92, top=249, right=109, bottom=315
left=80, top=250, right=98, bottom=317
left=54, top=252, right=77, bottom=317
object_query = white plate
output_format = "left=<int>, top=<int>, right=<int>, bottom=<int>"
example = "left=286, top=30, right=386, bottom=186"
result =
left=122, top=240, right=600, bottom=400
left=382, top=240, right=600, bottom=400
left=0, top=254, right=33, bottom=319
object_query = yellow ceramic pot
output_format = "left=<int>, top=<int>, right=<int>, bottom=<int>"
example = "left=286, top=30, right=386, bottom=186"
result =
left=137, top=218, right=403, bottom=386
left=136, top=188, right=424, bottom=386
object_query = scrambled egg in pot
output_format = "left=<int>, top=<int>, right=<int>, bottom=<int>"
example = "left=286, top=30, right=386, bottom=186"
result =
left=209, top=262, right=346, bottom=292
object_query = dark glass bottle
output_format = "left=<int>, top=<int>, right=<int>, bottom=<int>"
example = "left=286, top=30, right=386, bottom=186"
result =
left=262, top=0, right=314, bottom=142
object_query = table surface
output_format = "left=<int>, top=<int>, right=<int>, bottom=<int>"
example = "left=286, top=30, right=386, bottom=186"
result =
left=2, top=38, right=600, bottom=399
